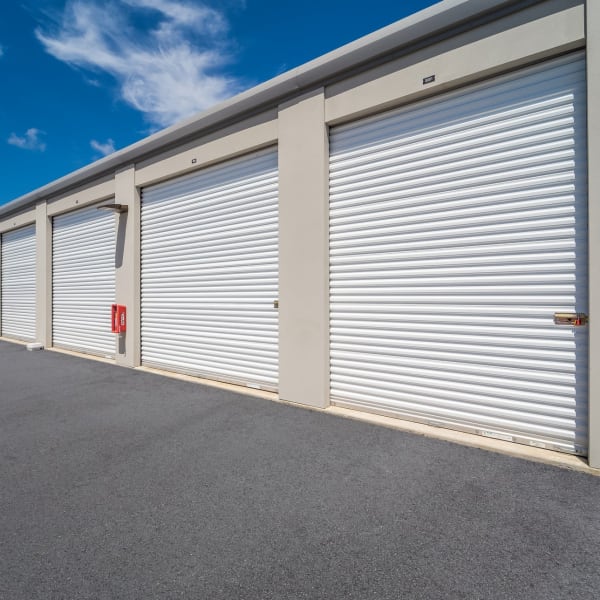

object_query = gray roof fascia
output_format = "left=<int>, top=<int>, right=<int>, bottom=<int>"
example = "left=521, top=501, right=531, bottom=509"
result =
left=0, top=0, right=524, bottom=218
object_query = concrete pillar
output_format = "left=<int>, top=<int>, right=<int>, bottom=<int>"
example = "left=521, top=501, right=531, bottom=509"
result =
left=35, top=201, right=52, bottom=348
left=277, top=89, right=329, bottom=408
left=586, top=0, right=600, bottom=469
left=114, top=166, right=141, bottom=367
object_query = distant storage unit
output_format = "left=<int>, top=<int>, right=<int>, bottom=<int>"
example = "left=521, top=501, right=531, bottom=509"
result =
left=0, top=0, right=598, bottom=468
left=0, top=225, right=36, bottom=341
left=52, top=205, right=117, bottom=357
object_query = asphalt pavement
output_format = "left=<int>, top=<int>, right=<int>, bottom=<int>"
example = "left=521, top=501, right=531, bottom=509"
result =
left=1, top=339, right=599, bottom=599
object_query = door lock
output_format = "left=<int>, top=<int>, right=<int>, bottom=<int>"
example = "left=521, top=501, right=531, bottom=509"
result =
left=553, top=312, right=588, bottom=326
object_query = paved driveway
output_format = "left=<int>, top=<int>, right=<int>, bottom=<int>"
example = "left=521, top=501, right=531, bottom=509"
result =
left=1, top=339, right=599, bottom=599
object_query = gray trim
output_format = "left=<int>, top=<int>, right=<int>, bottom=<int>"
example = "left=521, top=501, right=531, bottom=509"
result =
left=586, top=0, right=600, bottom=468
left=278, top=89, right=329, bottom=408
left=1, top=0, right=535, bottom=217
left=34, top=203, right=52, bottom=348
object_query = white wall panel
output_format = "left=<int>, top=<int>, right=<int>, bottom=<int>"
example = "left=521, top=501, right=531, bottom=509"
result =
left=329, top=53, right=588, bottom=455
left=1, top=225, right=36, bottom=341
left=53, top=206, right=116, bottom=357
left=141, top=149, right=278, bottom=390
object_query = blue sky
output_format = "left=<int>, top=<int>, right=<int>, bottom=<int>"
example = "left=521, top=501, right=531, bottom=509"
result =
left=0, top=0, right=437, bottom=205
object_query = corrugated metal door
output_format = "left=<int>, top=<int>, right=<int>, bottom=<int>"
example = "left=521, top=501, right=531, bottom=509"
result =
left=52, top=205, right=116, bottom=357
left=141, top=149, right=279, bottom=390
left=329, top=53, right=588, bottom=455
left=1, top=225, right=36, bottom=341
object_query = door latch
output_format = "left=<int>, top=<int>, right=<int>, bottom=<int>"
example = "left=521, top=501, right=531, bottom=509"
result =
left=553, top=312, right=588, bottom=326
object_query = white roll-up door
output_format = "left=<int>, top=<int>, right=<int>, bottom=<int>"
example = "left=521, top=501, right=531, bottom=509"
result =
left=52, top=205, right=116, bottom=357
left=141, top=149, right=279, bottom=390
left=1, top=225, right=36, bottom=341
left=329, top=53, right=588, bottom=455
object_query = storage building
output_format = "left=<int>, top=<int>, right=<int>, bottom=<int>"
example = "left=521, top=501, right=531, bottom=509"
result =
left=1, top=0, right=598, bottom=468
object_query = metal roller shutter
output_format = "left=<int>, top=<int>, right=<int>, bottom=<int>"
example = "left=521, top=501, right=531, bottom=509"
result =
left=141, top=149, right=279, bottom=390
left=52, top=205, right=116, bottom=357
left=1, top=225, right=36, bottom=341
left=329, top=53, right=588, bottom=455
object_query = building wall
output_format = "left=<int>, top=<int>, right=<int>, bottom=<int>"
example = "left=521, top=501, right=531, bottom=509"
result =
left=585, top=0, right=600, bottom=468
left=1, top=0, right=597, bottom=466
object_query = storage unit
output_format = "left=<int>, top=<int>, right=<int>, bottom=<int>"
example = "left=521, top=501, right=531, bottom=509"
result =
left=329, top=54, right=588, bottom=455
left=1, top=224, right=36, bottom=341
left=52, top=205, right=117, bottom=357
left=141, top=149, right=279, bottom=390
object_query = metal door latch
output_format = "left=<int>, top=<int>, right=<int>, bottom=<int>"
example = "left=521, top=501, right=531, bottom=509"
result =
left=553, top=312, right=588, bottom=326
left=273, top=300, right=279, bottom=309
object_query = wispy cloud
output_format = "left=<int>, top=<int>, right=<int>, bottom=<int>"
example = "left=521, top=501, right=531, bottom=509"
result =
left=90, top=138, right=116, bottom=156
left=35, top=0, right=242, bottom=128
left=8, top=128, right=47, bottom=151
left=0, top=45, right=4, bottom=58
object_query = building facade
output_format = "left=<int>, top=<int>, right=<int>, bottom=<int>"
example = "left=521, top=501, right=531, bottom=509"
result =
left=1, top=0, right=599, bottom=467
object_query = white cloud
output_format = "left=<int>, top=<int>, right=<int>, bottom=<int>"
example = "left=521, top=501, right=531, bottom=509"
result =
left=8, top=128, right=47, bottom=151
left=90, top=138, right=116, bottom=156
left=35, top=0, right=242, bottom=128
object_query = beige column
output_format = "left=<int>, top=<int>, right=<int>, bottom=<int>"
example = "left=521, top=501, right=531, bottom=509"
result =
left=35, top=201, right=52, bottom=347
left=586, top=0, right=600, bottom=469
left=277, top=88, right=329, bottom=408
left=114, top=166, right=141, bottom=367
